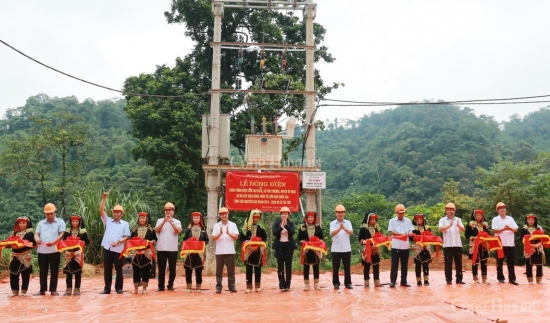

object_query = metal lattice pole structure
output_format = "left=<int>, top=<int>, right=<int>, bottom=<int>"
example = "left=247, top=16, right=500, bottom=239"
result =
left=204, top=0, right=317, bottom=275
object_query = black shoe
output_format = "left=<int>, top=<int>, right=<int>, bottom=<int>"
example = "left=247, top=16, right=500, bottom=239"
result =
left=417, top=281, right=422, bottom=286
left=215, top=288, right=222, bottom=294
left=34, top=291, right=46, bottom=296
left=333, top=284, right=340, bottom=290
left=446, top=281, right=452, bottom=285
left=116, top=290, right=123, bottom=294
left=167, top=286, right=175, bottom=291
left=401, top=283, right=411, bottom=287
left=424, top=281, right=429, bottom=286
left=498, top=280, right=505, bottom=284
left=509, top=281, right=518, bottom=285
left=157, top=288, right=165, bottom=292
left=229, top=289, right=238, bottom=293
left=389, top=283, right=396, bottom=288
left=457, top=281, right=466, bottom=285
left=99, top=290, right=110, bottom=294
left=344, top=284, right=353, bottom=289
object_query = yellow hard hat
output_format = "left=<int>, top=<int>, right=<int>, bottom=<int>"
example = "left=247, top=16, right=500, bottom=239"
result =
left=495, top=202, right=506, bottom=211
left=280, top=206, right=290, bottom=213
left=164, top=202, right=175, bottom=210
left=445, top=203, right=456, bottom=210
left=219, top=207, right=229, bottom=214
left=335, top=204, right=346, bottom=212
left=43, top=203, right=56, bottom=213
left=112, top=205, right=124, bottom=213
left=395, top=204, right=406, bottom=213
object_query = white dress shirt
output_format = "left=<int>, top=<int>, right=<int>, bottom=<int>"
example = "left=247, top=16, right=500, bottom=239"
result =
left=329, top=219, right=352, bottom=252
left=213, top=221, right=239, bottom=255
left=155, top=218, right=182, bottom=252
left=439, top=216, right=463, bottom=247
left=491, top=215, right=518, bottom=247
left=388, top=217, right=414, bottom=250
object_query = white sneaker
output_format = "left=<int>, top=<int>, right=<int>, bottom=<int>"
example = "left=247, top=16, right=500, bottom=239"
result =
left=245, top=289, right=251, bottom=294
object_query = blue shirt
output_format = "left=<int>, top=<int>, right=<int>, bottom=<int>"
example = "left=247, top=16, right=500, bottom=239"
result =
left=36, top=217, right=66, bottom=254
left=101, top=213, right=130, bottom=253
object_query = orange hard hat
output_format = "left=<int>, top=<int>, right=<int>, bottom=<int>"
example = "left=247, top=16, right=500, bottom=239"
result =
left=43, top=203, right=56, bottom=213
left=164, top=202, right=175, bottom=210
left=395, top=204, right=406, bottom=213
left=280, top=206, right=290, bottom=213
left=219, top=207, right=229, bottom=214
left=495, top=202, right=506, bottom=211
left=335, top=204, right=346, bottom=212
left=112, top=205, right=124, bottom=213
left=445, top=203, right=456, bottom=210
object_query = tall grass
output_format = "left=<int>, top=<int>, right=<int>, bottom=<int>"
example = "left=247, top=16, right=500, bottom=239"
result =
left=71, top=183, right=157, bottom=264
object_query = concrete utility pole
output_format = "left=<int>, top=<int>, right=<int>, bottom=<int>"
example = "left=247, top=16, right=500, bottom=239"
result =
left=205, top=1, right=223, bottom=275
left=304, top=0, right=317, bottom=220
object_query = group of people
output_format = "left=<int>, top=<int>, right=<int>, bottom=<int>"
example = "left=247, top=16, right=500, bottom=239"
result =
left=3, top=196, right=547, bottom=297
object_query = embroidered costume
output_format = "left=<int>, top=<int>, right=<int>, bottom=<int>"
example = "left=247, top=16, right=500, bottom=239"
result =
left=297, top=211, right=326, bottom=291
left=519, top=214, right=549, bottom=284
left=465, top=209, right=491, bottom=283
left=58, top=214, right=89, bottom=296
left=2, top=217, right=36, bottom=297
left=182, top=212, right=209, bottom=293
left=127, top=212, right=157, bottom=293
left=240, top=209, right=267, bottom=293
left=358, top=213, right=383, bottom=287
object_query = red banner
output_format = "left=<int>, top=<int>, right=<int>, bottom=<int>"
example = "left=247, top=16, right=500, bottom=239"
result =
left=225, top=171, right=300, bottom=212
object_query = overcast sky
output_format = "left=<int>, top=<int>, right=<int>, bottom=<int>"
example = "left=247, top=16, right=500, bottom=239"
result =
left=1, top=0, right=550, bottom=123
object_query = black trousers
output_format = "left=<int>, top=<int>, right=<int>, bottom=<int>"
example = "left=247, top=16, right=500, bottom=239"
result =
left=363, top=263, right=379, bottom=281
left=157, top=251, right=178, bottom=289
left=10, top=265, right=32, bottom=292
left=216, top=254, right=236, bottom=290
left=185, top=266, right=203, bottom=285
left=103, top=248, right=123, bottom=291
left=275, top=242, right=293, bottom=289
left=390, top=249, right=409, bottom=284
left=472, top=260, right=488, bottom=277
left=332, top=252, right=352, bottom=286
left=496, top=246, right=516, bottom=282
left=414, top=258, right=429, bottom=278
left=245, top=264, right=262, bottom=286
left=525, top=258, right=543, bottom=278
left=66, top=271, right=82, bottom=288
left=133, top=263, right=152, bottom=286
left=304, top=264, right=320, bottom=280
left=443, top=247, right=463, bottom=283
left=38, top=252, right=61, bottom=293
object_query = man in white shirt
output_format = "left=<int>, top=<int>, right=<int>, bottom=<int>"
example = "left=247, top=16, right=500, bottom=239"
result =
left=438, top=203, right=465, bottom=285
left=155, top=202, right=182, bottom=291
left=388, top=204, right=414, bottom=287
left=330, top=204, right=353, bottom=290
left=212, top=207, right=239, bottom=293
left=491, top=202, right=519, bottom=285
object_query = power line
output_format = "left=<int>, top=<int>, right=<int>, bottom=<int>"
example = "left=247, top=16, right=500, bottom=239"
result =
left=318, top=100, right=550, bottom=108
left=321, top=94, right=550, bottom=105
left=0, top=39, right=206, bottom=99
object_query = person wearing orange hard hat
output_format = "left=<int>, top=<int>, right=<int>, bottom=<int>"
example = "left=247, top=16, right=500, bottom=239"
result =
left=272, top=206, right=297, bottom=292
left=212, top=206, right=240, bottom=293
left=330, top=204, right=353, bottom=290
left=155, top=202, right=182, bottom=292
left=99, top=192, right=131, bottom=294
left=491, top=202, right=519, bottom=285
left=388, top=204, right=414, bottom=288
left=34, top=203, right=66, bottom=296
left=438, top=203, right=465, bottom=285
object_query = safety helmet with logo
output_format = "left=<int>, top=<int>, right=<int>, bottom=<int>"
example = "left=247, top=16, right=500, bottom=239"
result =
left=445, top=203, right=456, bottom=210
left=395, top=204, right=406, bottom=213
left=280, top=206, right=290, bottom=214
left=112, top=205, right=124, bottom=213
left=495, top=202, right=506, bottom=211
left=335, top=205, right=346, bottom=212
left=43, top=203, right=56, bottom=213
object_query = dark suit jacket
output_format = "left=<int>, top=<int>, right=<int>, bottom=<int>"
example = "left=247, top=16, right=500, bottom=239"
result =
left=272, top=219, right=297, bottom=250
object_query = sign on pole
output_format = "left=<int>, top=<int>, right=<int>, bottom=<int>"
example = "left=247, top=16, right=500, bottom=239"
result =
left=302, top=172, right=326, bottom=189
left=225, top=171, right=300, bottom=212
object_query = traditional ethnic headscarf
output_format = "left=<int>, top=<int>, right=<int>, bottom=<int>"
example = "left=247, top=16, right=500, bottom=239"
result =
left=242, top=209, right=265, bottom=234
left=525, top=214, right=540, bottom=228
left=304, top=211, right=318, bottom=225
left=189, top=211, right=206, bottom=230
left=68, top=214, right=86, bottom=230
left=13, top=216, right=33, bottom=234
left=361, top=212, right=380, bottom=231
left=132, top=211, right=154, bottom=232
left=469, top=209, right=485, bottom=223
left=412, top=214, right=428, bottom=228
